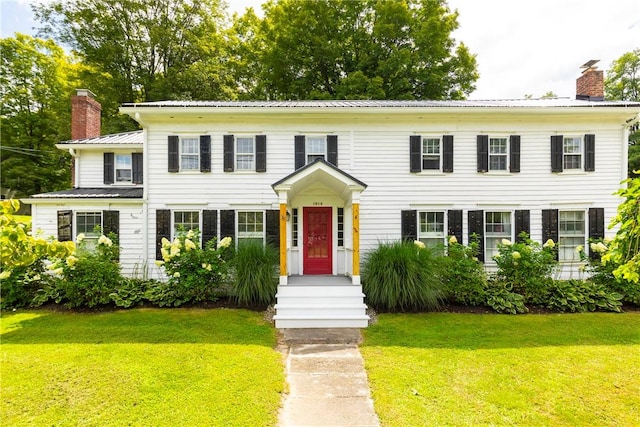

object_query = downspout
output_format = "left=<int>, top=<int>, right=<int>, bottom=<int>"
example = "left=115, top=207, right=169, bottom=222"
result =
left=68, top=148, right=79, bottom=188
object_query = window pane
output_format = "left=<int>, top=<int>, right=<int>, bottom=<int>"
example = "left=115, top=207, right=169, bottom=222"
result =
left=489, top=138, right=507, bottom=171
left=237, top=211, right=264, bottom=246
left=559, top=211, right=585, bottom=261
left=174, top=211, right=200, bottom=236
left=115, top=154, right=132, bottom=182
left=485, top=211, right=511, bottom=260
left=77, top=212, right=102, bottom=236
left=181, top=138, right=199, bottom=170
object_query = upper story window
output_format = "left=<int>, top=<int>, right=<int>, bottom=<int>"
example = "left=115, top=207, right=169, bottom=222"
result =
left=558, top=210, right=585, bottom=262
left=563, top=137, right=582, bottom=170
left=115, top=154, right=132, bottom=182
left=489, top=138, right=508, bottom=171
left=236, top=136, right=255, bottom=171
left=477, top=135, right=520, bottom=173
left=180, top=137, right=200, bottom=171
left=410, top=135, right=454, bottom=173
left=422, top=138, right=441, bottom=170
left=551, top=134, right=595, bottom=173
left=168, top=135, right=211, bottom=173
left=306, top=136, right=326, bottom=163
left=485, top=211, right=511, bottom=261
left=419, top=211, right=445, bottom=250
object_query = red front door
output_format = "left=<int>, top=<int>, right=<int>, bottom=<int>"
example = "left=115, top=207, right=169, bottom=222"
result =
left=303, top=207, right=332, bottom=274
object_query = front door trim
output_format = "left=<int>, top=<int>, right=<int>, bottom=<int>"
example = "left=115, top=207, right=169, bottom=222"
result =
left=303, top=206, right=332, bottom=275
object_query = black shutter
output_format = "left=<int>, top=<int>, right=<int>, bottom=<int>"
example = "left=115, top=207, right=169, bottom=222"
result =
left=223, top=135, right=234, bottom=172
left=202, top=210, right=218, bottom=247
left=584, top=134, right=595, bottom=172
left=266, top=210, right=280, bottom=249
left=542, top=209, right=559, bottom=260
left=447, top=210, right=462, bottom=244
left=410, top=135, right=421, bottom=173
left=200, top=135, right=211, bottom=172
left=295, top=135, right=306, bottom=169
left=477, top=135, right=488, bottom=172
left=168, top=136, right=179, bottom=172
left=468, top=210, right=484, bottom=262
left=220, top=210, right=235, bottom=242
left=327, top=135, right=338, bottom=166
left=57, top=210, right=73, bottom=242
left=156, top=209, right=171, bottom=260
left=514, top=210, right=530, bottom=242
left=510, top=135, right=521, bottom=173
left=256, top=135, right=267, bottom=172
left=104, top=153, right=114, bottom=184
left=551, top=135, right=563, bottom=172
left=443, top=135, right=454, bottom=173
left=103, top=210, right=119, bottom=236
left=401, top=210, right=417, bottom=241
left=132, top=153, right=143, bottom=184
left=588, top=207, right=605, bottom=259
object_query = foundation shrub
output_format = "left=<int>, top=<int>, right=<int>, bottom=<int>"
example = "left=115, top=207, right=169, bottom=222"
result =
left=437, top=236, right=487, bottom=306
left=362, top=240, right=445, bottom=312
left=546, top=279, right=623, bottom=312
left=231, top=241, right=279, bottom=307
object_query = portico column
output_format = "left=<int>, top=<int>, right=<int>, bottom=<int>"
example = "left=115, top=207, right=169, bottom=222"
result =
left=352, top=191, right=361, bottom=285
left=278, top=190, right=288, bottom=285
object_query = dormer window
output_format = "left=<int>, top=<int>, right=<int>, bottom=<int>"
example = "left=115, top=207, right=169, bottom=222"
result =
left=115, top=154, right=132, bottom=182
left=104, top=152, right=143, bottom=184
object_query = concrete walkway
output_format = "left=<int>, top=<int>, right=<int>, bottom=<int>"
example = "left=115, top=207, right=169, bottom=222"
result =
left=278, top=329, right=380, bottom=427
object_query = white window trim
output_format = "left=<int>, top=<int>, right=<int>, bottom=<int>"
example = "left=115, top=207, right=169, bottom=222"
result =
left=421, top=137, right=442, bottom=171
left=172, top=210, right=201, bottom=242
left=418, top=210, right=446, bottom=248
left=558, top=209, right=586, bottom=263
left=236, top=210, right=266, bottom=247
left=484, top=211, right=513, bottom=262
left=180, top=136, right=200, bottom=171
left=562, top=136, right=583, bottom=171
left=306, top=135, right=327, bottom=164
left=235, top=135, right=256, bottom=171
left=75, top=211, right=103, bottom=242
left=488, top=136, right=509, bottom=172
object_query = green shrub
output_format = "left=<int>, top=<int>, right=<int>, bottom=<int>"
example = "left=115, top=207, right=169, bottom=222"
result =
left=362, top=240, right=445, bottom=312
left=231, top=241, right=278, bottom=307
left=484, top=281, right=528, bottom=314
left=57, top=252, right=122, bottom=308
left=154, top=232, right=232, bottom=306
left=110, top=278, right=154, bottom=308
left=492, top=234, right=557, bottom=304
left=438, top=236, right=487, bottom=306
left=547, top=280, right=623, bottom=313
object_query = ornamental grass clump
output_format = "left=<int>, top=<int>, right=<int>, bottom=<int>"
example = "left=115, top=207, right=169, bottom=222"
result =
left=231, top=240, right=279, bottom=307
left=152, top=231, right=232, bottom=306
left=362, top=240, right=445, bottom=312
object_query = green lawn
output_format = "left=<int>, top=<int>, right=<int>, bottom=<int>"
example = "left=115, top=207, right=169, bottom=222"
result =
left=362, top=312, right=640, bottom=426
left=1, top=308, right=285, bottom=426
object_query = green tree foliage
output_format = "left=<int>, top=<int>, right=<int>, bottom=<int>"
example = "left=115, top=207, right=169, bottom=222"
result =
left=605, top=48, right=640, bottom=177
left=236, top=0, right=478, bottom=100
left=1, top=34, right=78, bottom=196
left=33, top=0, right=232, bottom=103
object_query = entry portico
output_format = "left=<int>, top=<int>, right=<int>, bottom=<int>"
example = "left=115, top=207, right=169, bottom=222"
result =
left=272, top=159, right=367, bottom=286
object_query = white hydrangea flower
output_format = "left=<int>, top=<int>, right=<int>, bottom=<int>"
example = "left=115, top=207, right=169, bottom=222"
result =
left=512, top=251, right=521, bottom=260
left=218, top=236, right=232, bottom=249
left=449, top=236, right=458, bottom=244
left=414, top=240, right=425, bottom=249
left=76, top=233, right=86, bottom=242
left=501, top=239, right=512, bottom=246
left=184, top=239, right=197, bottom=251
left=543, top=239, right=555, bottom=249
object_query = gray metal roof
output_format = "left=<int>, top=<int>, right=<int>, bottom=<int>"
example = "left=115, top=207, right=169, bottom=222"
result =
left=121, top=99, right=640, bottom=109
left=58, top=130, right=143, bottom=145
left=31, top=187, right=143, bottom=199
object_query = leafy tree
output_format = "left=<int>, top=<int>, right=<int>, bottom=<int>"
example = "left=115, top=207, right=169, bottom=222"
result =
left=236, top=0, right=478, bottom=100
left=605, top=48, right=640, bottom=177
left=33, top=0, right=231, bottom=103
left=1, top=34, right=79, bottom=196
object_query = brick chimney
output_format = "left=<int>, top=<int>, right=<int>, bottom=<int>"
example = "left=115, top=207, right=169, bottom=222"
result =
left=71, top=89, right=101, bottom=139
left=576, top=60, right=604, bottom=101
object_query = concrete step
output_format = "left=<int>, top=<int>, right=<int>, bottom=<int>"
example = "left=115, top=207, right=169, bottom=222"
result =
left=274, top=316, right=370, bottom=329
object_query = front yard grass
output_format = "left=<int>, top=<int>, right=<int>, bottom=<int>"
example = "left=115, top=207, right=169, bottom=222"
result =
left=1, top=308, right=285, bottom=426
left=362, top=312, right=640, bottom=426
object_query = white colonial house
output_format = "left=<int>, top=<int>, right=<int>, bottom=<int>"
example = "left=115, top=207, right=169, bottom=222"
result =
left=25, top=66, right=640, bottom=327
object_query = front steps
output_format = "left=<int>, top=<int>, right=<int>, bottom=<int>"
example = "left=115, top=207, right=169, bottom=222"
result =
left=274, top=280, right=369, bottom=328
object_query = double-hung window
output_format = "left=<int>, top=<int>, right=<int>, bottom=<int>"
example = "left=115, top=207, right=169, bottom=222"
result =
left=563, top=137, right=582, bottom=170
left=422, top=138, right=441, bottom=170
left=306, top=137, right=326, bottom=163
left=237, top=211, right=264, bottom=246
left=489, top=138, right=508, bottom=171
left=419, top=211, right=445, bottom=250
left=558, top=211, right=585, bottom=261
left=174, top=211, right=200, bottom=239
left=180, top=137, right=200, bottom=171
left=76, top=211, right=102, bottom=249
left=236, top=136, right=255, bottom=171
left=115, top=154, right=132, bottom=183
left=485, top=211, right=511, bottom=261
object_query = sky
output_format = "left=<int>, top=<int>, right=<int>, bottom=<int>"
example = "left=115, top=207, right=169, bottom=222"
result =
left=2, top=0, right=639, bottom=100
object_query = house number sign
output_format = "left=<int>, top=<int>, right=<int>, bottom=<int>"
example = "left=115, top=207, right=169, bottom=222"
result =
left=313, top=202, right=323, bottom=206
